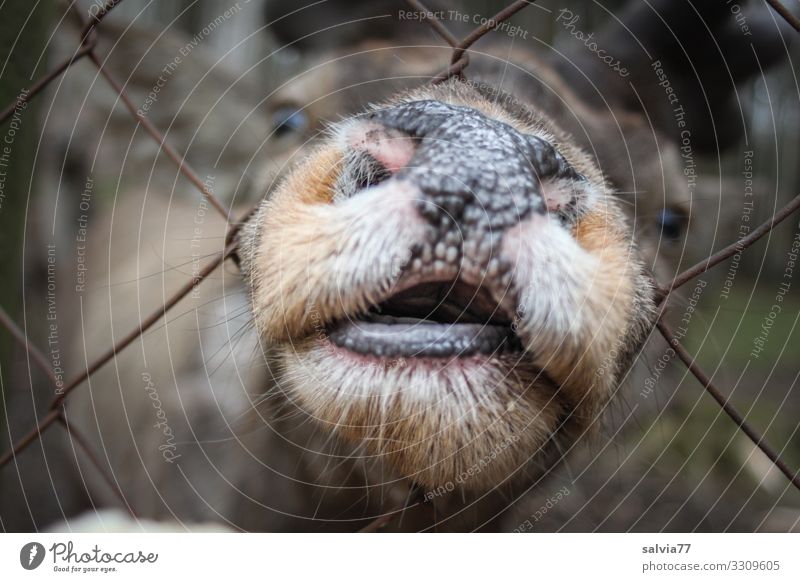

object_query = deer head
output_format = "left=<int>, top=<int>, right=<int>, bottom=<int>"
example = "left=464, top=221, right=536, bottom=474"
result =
left=237, top=0, right=791, bottom=496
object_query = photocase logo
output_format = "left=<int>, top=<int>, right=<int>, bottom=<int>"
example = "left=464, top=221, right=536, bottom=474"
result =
left=19, top=542, right=46, bottom=570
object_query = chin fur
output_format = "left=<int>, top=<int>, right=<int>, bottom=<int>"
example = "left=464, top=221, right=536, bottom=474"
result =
left=275, top=339, right=562, bottom=491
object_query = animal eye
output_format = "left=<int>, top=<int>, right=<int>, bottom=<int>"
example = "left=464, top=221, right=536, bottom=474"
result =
left=656, top=206, right=687, bottom=241
left=271, top=106, right=309, bottom=138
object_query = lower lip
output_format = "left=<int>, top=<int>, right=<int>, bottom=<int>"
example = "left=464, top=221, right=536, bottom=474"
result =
left=326, top=320, right=522, bottom=359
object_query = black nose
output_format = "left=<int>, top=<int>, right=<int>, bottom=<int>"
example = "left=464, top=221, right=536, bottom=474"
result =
left=369, top=100, right=582, bottom=235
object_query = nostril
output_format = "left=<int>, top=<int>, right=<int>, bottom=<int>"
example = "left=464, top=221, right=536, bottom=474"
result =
left=355, top=154, right=391, bottom=191
left=542, top=178, right=579, bottom=217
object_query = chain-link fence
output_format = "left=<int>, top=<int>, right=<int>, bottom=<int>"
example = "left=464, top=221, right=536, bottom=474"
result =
left=1, top=0, right=799, bottom=532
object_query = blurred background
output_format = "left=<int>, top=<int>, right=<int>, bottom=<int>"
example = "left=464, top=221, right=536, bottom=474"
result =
left=0, top=0, right=798, bottom=531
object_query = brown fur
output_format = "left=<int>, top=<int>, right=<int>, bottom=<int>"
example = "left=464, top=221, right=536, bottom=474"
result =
left=237, top=74, right=656, bottom=496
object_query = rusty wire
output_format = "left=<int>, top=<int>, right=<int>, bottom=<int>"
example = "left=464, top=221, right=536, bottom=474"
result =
left=766, top=0, right=800, bottom=33
left=0, top=0, right=799, bottom=532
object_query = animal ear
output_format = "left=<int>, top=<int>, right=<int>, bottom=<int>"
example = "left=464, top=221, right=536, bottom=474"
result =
left=555, top=0, right=795, bottom=152
left=263, top=0, right=445, bottom=52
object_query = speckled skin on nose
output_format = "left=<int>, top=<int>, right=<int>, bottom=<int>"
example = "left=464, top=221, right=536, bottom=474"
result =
left=370, top=100, right=582, bottom=229
left=369, top=100, right=585, bottom=286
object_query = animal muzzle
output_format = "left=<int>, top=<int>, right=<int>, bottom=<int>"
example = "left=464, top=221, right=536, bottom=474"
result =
left=354, top=100, right=584, bottom=294
left=316, top=100, right=591, bottom=359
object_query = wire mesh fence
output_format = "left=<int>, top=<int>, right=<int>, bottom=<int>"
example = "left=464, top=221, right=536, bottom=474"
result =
left=0, top=0, right=799, bottom=532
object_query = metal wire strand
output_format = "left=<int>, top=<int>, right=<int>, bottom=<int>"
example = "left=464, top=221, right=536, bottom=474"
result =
left=657, top=321, right=800, bottom=490
left=1, top=0, right=799, bottom=534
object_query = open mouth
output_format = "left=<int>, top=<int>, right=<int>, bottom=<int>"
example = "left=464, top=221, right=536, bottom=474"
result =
left=327, top=278, right=523, bottom=358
